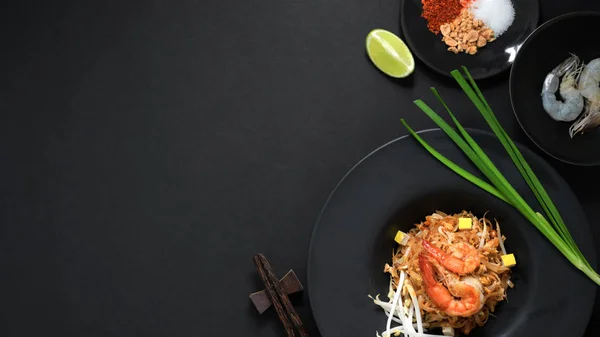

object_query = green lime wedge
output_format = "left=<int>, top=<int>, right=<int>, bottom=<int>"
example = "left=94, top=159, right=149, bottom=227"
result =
left=366, top=29, right=415, bottom=78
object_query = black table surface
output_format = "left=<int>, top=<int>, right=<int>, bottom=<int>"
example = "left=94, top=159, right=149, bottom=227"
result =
left=2, top=1, right=600, bottom=336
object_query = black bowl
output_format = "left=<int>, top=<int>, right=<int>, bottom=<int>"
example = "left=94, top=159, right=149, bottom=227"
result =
left=400, top=0, right=539, bottom=79
left=308, top=129, right=596, bottom=337
left=510, top=12, right=600, bottom=165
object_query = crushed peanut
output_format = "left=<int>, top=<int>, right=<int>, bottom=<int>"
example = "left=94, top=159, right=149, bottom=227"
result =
left=440, top=9, right=495, bottom=55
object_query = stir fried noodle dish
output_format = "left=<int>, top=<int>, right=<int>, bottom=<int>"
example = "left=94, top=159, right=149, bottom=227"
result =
left=370, top=211, right=515, bottom=337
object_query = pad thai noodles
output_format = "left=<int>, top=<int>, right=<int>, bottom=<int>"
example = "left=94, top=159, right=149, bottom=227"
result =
left=370, top=211, right=514, bottom=337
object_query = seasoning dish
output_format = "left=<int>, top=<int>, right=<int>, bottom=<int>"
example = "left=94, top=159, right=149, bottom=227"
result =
left=510, top=11, right=600, bottom=165
left=400, top=0, right=539, bottom=79
left=307, top=129, right=596, bottom=336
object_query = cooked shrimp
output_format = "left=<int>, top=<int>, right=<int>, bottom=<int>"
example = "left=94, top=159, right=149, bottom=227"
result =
left=419, top=254, right=484, bottom=317
left=570, top=58, right=600, bottom=137
left=422, top=239, right=480, bottom=275
left=541, top=54, right=584, bottom=122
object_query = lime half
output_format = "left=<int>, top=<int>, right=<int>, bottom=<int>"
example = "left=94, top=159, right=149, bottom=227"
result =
left=366, top=29, right=415, bottom=78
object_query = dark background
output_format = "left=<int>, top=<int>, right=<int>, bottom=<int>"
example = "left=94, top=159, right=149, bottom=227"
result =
left=2, top=0, right=599, bottom=336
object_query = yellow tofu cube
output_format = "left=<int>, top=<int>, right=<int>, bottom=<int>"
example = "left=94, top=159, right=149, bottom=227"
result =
left=458, top=217, right=472, bottom=230
left=394, top=231, right=409, bottom=245
left=501, top=254, right=516, bottom=267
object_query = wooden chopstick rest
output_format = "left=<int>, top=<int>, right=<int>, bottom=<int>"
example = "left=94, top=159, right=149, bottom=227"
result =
left=252, top=254, right=309, bottom=337
left=249, top=269, right=304, bottom=314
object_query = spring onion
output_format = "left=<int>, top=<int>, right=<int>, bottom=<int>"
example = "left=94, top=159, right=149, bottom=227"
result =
left=401, top=67, right=600, bottom=286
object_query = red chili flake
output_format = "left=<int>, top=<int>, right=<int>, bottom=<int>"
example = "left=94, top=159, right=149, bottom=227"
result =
left=421, top=0, right=464, bottom=34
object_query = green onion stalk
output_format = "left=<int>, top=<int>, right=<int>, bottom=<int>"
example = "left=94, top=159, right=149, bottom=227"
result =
left=401, top=67, right=600, bottom=286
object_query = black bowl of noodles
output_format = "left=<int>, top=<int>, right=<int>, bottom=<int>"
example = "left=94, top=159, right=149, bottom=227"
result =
left=307, top=129, right=596, bottom=337
left=510, top=11, right=600, bottom=166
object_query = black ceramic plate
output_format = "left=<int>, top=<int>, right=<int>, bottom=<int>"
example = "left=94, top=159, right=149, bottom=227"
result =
left=400, top=0, right=539, bottom=79
left=510, top=12, right=600, bottom=166
left=308, top=129, right=595, bottom=337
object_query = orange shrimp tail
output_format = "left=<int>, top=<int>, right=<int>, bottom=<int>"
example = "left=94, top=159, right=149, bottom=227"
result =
left=419, top=254, right=452, bottom=311
left=421, top=239, right=445, bottom=260
left=419, top=254, right=437, bottom=285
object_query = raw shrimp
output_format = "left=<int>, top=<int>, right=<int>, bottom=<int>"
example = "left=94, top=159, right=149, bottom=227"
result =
left=422, top=239, right=480, bottom=275
left=419, top=254, right=484, bottom=317
left=541, top=54, right=584, bottom=122
left=570, top=58, right=600, bottom=137
left=578, top=58, right=600, bottom=101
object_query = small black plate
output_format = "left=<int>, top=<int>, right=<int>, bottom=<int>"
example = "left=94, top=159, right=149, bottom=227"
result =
left=308, top=129, right=595, bottom=337
left=400, top=0, right=539, bottom=79
left=510, top=12, right=600, bottom=166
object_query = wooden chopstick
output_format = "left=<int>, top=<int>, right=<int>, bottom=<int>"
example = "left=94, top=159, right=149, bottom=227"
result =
left=253, top=254, right=309, bottom=337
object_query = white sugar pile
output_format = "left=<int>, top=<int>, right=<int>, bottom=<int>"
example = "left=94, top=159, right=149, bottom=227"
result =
left=470, top=0, right=515, bottom=37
